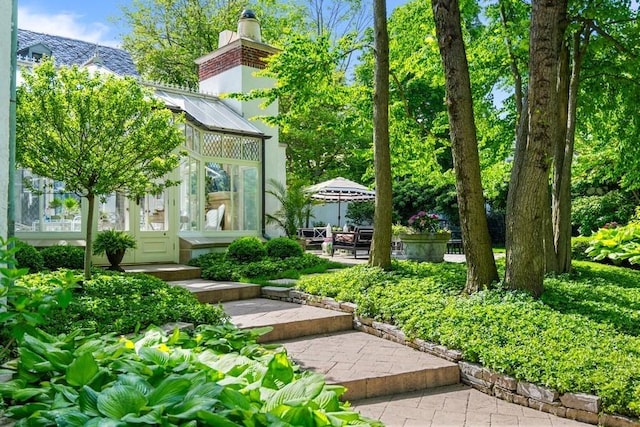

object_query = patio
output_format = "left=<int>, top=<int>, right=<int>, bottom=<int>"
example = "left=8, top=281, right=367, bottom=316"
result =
left=306, top=248, right=468, bottom=265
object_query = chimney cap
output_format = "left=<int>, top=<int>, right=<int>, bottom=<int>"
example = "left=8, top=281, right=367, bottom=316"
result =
left=240, top=9, right=257, bottom=19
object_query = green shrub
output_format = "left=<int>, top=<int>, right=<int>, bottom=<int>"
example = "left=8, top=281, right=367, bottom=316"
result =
left=14, top=240, right=44, bottom=273
left=187, top=251, right=225, bottom=267
left=572, top=191, right=634, bottom=236
left=265, top=237, right=303, bottom=259
left=202, top=261, right=241, bottom=281
left=40, top=244, right=85, bottom=270
left=192, top=246, right=339, bottom=281
left=19, top=271, right=227, bottom=336
left=239, top=254, right=338, bottom=280
left=571, top=236, right=592, bottom=261
left=286, top=253, right=331, bottom=270
left=225, top=236, right=267, bottom=263
left=240, top=259, right=287, bottom=278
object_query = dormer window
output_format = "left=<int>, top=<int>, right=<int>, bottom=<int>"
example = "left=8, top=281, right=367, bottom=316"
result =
left=17, top=42, right=52, bottom=61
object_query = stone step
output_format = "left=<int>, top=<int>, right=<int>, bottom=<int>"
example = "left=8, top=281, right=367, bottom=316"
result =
left=223, top=298, right=460, bottom=401
left=169, top=279, right=261, bottom=303
left=223, top=298, right=353, bottom=343
left=123, top=264, right=202, bottom=281
left=281, top=331, right=459, bottom=401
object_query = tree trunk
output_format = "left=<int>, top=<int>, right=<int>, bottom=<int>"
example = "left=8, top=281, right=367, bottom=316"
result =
left=505, top=0, right=567, bottom=297
left=432, top=0, right=499, bottom=292
left=550, top=41, right=570, bottom=273
left=543, top=186, right=557, bottom=273
left=369, top=0, right=393, bottom=269
left=84, top=193, right=95, bottom=281
left=552, top=28, right=589, bottom=273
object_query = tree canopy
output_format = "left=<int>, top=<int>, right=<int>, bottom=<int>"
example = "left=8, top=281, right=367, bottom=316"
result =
left=115, top=0, right=640, bottom=294
left=16, top=60, right=184, bottom=280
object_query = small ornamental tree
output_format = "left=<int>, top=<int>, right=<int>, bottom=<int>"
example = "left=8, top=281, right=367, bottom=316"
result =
left=17, top=59, right=184, bottom=280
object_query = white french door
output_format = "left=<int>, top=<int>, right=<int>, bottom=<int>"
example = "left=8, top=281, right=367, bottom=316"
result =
left=94, top=187, right=177, bottom=265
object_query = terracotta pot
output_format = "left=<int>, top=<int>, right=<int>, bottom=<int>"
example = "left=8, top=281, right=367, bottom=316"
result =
left=399, top=232, right=451, bottom=262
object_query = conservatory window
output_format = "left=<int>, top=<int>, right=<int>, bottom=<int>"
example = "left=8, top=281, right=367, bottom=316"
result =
left=204, top=162, right=259, bottom=231
left=179, top=157, right=201, bottom=231
left=16, top=169, right=82, bottom=233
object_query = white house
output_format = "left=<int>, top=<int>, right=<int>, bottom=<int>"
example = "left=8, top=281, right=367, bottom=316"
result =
left=13, top=10, right=286, bottom=264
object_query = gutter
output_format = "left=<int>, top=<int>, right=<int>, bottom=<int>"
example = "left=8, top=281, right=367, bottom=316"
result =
left=8, top=0, right=18, bottom=240
left=261, top=135, right=268, bottom=240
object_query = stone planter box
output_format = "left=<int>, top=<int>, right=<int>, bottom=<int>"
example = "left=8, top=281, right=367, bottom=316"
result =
left=400, top=232, right=451, bottom=262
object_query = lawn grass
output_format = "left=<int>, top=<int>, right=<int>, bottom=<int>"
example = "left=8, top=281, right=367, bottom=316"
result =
left=295, top=259, right=640, bottom=418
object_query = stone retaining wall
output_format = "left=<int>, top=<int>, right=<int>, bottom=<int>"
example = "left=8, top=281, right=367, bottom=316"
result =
left=261, top=287, right=640, bottom=427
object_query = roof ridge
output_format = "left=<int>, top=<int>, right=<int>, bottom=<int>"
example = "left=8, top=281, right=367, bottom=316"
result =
left=17, top=28, right=122, bottom=52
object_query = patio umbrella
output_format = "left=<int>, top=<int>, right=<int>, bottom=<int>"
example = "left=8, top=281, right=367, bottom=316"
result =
left=306, top=177, right=375, bottom=227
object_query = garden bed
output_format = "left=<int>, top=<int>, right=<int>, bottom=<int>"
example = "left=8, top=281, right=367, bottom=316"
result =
left=294, top=260, right=640, bottom=421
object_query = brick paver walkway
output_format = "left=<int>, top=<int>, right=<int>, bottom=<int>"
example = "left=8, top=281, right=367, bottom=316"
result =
left=352, top=384, right=588, bottom=426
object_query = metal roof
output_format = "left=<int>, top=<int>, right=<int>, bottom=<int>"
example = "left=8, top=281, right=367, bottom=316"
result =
left=154, top=89, right=264, bottom=136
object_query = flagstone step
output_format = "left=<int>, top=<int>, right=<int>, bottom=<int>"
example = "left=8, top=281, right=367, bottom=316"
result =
left=223, top=298, right=460, bottom=401
left=223, top=298, right=353, bottom=343
left=123, top=264, right=202, bottom=281
left=169, top=279, right=261, bottom=303
left=281, top=330, right=460, bottom=401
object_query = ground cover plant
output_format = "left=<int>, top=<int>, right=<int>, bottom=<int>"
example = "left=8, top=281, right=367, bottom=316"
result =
left=188, top=237, right=342, bottom=282
left=295, top=260, right=640, bottom=418
left=17, top=270, right=227, bottom=336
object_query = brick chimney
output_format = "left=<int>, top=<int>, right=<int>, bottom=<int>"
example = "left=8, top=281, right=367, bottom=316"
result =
left=194, top=9, right=279, bottom=117
left=195, top=10, right=285, bottom=235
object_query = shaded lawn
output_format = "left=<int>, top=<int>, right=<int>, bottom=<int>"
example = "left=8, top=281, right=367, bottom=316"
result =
left=295, top=260, right=640, bottom=418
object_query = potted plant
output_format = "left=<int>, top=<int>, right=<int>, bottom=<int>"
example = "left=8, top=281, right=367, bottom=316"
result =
left=399, top=211, right=451, bottom=262
left=93, top=229, right=137, bottom=271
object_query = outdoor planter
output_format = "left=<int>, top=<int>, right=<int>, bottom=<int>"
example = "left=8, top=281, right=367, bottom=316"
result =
left=105, top=249, right=127, bottom=271
left=400, top=232, right=451, bottom=262
left=93, top=229, right=137, bottom=272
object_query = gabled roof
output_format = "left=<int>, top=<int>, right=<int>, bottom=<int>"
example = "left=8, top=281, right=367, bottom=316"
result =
left=17, top=29, right=138, bottom=76
left=16, top=29, right=264, bottom=138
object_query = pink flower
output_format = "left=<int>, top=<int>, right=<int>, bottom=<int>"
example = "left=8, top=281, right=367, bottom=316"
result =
left=406, top=211, right=448, bottom=233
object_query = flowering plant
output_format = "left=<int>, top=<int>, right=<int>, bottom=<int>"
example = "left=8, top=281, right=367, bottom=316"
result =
left=407, top=211, right=449, bottom=234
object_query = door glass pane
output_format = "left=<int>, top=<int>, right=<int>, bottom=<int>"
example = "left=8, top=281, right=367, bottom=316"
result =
left=99, top=193, right=129, bottom=231
left=141, top=191, right=168, bottom=231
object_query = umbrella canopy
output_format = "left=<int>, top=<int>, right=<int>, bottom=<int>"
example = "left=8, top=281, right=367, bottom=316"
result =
left=306, top=177, right=375, bottom=226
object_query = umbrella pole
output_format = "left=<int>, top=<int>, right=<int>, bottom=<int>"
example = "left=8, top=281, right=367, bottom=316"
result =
left=337, top=195, right=341, bottom=228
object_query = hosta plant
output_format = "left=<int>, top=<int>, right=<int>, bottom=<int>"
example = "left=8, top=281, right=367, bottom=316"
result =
left=0, top=323, right=383, bottom=426
left=586, top=221, right=640, bottom=265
